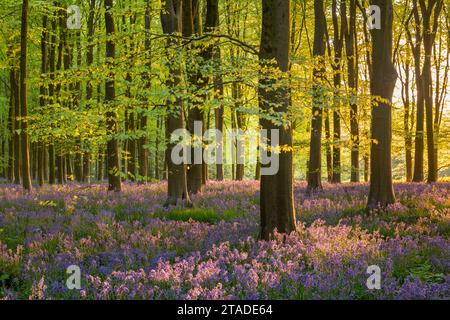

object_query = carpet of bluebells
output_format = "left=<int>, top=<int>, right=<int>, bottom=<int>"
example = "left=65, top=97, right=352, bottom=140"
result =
left=0, top=181, right=449, bottom=300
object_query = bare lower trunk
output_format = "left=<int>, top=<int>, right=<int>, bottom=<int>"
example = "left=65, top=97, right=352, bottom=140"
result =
left=324, top=109, right=332, bottom=183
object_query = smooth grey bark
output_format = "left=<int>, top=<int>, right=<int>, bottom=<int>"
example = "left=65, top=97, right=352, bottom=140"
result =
left=259, top=0, right=296, bottom=240
left=105, top=0, right=121, bottom=192
left=161, top=0, right=191, bottom=206
left=367, top=0, right=397, bottom=208
left=307, top=0, right=326, bottom=192
left=19, top=0, right=32, bottom=191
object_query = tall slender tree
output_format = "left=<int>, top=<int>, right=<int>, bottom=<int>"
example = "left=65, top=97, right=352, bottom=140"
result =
left=205, top=0, right=224, bottom=182
left=346, top=0, right=360, bottom=182
left=124, top=7, right=137, bottom=182
left=307, top=0, right=326, bottom=192
left=183, top=0, right=204, bottom=194
left=433, top=15, right=449, bottom=179
left=105, top=0, right=121, bottom=192
left=74, top=27, right=83, bottom=183
left=397, top=48, right=415, bottom=182
left=48, top=5, right=57, bottom=185
left=138, top=0, right=152, bottom=183
left=367, top=0, right=397, bottom=208
left=7, top=40, right=21, bottom=185
left=419, top=0, right=443, bottom=183
left=259, top=0, right=296, bottom=240
left=19, top=0, right=32, bottom=191
left=330, top=0, right=345, bottom=183
left=406, top=0, right=425, bottom=182
left=13, top=64, right=21, bottom=185
left=38, top=15, right=49, bottom=187
left=82, top=0, right=97, bottom=184
left=7, top=59, right=15, bottom=182
left=161, top=0, right=191, bottom=206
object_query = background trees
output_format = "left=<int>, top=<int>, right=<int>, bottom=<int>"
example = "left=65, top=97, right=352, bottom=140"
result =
left=0, top=0, right=448, bottom=209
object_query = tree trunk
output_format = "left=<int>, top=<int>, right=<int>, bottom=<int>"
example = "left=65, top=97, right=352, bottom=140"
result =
left=12, top=68, right=21, bottom=185
left=7, top=66, right=15, bottom=182
left=19, top=0, right=32, bottom=191
left=97, top=149, right=104, bottom=181
left=345, top=0, right=359, bottom=182
left=400, top=55, right=414, bottom=182
left=47, top=9, right=57, bottom=185
left=433, top=19, right=449, bottom=182
left=205, top=0, right=224, bottom=182
left=54, top=4, right=66, bottom=185
left=420, top=0, right=443, bottom=183
left=235, top=101, right=245, bottom=181
left=202, top=110, right=210, bottom=184
left=214, top=73, right=224, bottom=181
left=331, top=0, right=344, bottom=184
left=183, top=0, right=204, bottom=194
left=56, top=152, right=64, bottom=184
left=74, top=29, right=84, bottom=183
left=307, top=0, right=326, bottom=192
left=202, top=0, right=220, bottom=184
left=412, top=80, right=425, bottom=182
left=423, top=43, right=436, bottom=183
left=161, top=0, right=191, bottom=206
left=367, top=0, right=397, bottom=209
left=38, top=15, right=49, bottom=186
left=7, top=42, right=20, bottom=184
left=363, top=153, right=369, bottom=183
left=259, top=0, right=296, bottom=240
left=154, top=116, right=160, bottom=180
left=410, top=0, right=424, bottom=182
left=31, top=143, right=36, bottom=181
left=83, top=0, right=94, bottom=183
left=138, top=0, right=152, bottom=183
left=123, top=8, right=137, bottom=182
left=324, top=109, right=332, bottom=183
left=105, top=0, right=121, bottom=192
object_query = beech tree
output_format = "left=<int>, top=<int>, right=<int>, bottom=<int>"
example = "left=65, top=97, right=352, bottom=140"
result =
left=37, top=14, right=48, bottom=187
left=259, top=0, right=296, bottom=240
left=19, top=0, right=32, bottom=191
left=330, top=0, right=345, bottom=184
left=307, top=0, right=326, bottom=192
left=205, top=0, right=224, bottom=182
left=105, top=0, right=121, bottom=192
left=419, top=0, right=444, bottom=183
left=183, top=0, right=203, bottom=194
left=83, top=0, right=97, bottom=184
left=138, top=0, right=152, bottom=183
left=367, top=0, right=397, bottom=208
left=409, top=0, right=426, bottom=182
left=161, top=0, right=191, bottom=206
left=345, top=0, right=360, bottom=183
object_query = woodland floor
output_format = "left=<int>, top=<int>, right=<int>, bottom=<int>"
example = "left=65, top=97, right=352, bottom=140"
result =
left=0, top=181, right=449, bottom=299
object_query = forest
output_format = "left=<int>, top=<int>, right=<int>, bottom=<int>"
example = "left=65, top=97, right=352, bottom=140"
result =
left=0, top=0, right=449, bottom=300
